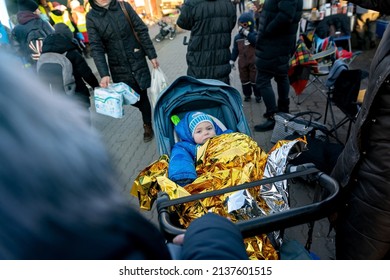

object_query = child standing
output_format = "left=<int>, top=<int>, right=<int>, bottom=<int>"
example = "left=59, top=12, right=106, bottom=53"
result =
left=230, top=12, right=261, bottom=103
left=168, top=111, right=232, bottom=186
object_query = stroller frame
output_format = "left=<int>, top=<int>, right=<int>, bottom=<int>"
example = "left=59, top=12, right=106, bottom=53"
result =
left=157, top=166, right=339, bottom=241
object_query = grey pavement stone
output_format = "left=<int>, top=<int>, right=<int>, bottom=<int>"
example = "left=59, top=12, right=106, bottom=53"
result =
left=87, top=22, right=376, bottom=259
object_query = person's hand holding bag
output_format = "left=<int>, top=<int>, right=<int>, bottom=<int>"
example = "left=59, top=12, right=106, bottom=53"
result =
left=150, top=58, right=159, bottom=69
left=100, top=76, right=110, bottom=88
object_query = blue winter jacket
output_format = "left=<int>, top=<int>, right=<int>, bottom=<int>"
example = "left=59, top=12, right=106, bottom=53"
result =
left=168, top=112, right=231, bottom=185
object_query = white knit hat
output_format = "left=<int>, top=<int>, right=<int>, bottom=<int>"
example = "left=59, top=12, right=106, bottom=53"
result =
left=188, top=112, right=214, bottom=136
left=70, top=0, right=80, bottom=10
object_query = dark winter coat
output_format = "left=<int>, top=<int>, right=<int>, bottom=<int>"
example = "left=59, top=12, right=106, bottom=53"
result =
left=168, top=112, right=230, bottom=184
left=331, top=0, right=390, bottom=259
left=12, top=12, right=54, bottom=65
left=41, top=33, right=99, bottom=99
left=255, top=0, right=302, bottom=74
left=177, top=0, right=236, bottom=83
left=86, top=0, right=157, bottom=90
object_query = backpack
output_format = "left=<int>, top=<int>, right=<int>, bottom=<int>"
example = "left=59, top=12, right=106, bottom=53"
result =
left=0, top=23, right=9, bottom=46
left=37, top=52, right=76, bottom=96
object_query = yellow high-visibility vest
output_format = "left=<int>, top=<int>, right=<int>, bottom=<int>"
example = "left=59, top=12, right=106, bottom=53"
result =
left=72, top=10, right=87, bottom=33
left=50, top=11, right=75, bottom=33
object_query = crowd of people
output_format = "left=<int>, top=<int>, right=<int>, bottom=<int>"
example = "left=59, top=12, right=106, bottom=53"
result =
left=5, top=0, right=159, bottom=142
left=1, top=0, right=390, bottom=260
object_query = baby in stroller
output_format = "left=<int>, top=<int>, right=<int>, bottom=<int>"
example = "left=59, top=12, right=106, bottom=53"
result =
left=131, top=76, right=338, bottom=260
left=168, top=111, right=232, bottom=186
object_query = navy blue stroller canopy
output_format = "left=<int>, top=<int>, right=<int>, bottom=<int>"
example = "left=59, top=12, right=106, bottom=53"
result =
left=153, top=76, right=251, bottom=156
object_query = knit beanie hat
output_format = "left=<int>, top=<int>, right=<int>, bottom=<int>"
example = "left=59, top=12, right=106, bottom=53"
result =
left=52, top=2, right=67, bottom=11
left=70, top=0, right=81, bottom=10
left=238, top=12, right=255, bottom=31
left=188, top=112, right=214, bottom=136
left=18, top=0, right=39, bottom=12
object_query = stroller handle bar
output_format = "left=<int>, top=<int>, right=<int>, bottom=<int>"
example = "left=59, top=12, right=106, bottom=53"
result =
left=156, top=165, right=340, bottom=239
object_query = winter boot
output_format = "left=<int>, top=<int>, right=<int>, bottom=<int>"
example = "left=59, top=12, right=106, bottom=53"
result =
left=143, top=123, right=154, bottom=142
left=254, top=116, right=275, bottom=132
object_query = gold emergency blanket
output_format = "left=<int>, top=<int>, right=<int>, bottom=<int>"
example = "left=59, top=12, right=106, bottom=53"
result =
left=131, top=133, right=306, bottom=260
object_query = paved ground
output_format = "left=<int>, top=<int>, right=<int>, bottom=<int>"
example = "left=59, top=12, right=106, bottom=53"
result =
left=86, top=21, right=377, bottom=260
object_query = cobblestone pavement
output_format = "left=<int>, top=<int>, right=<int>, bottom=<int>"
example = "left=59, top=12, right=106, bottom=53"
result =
left=87, top=22, right=376, bottom=260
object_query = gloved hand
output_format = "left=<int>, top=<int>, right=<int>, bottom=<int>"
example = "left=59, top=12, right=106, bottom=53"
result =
left=238, top=26, right=249, bottom=37
left=76, top=32, right=85, bottom=42
left=229, top=60, right=236, bottom=70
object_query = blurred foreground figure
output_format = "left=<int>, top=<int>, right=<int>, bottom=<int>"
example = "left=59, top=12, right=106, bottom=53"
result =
left=331, top=0, right=390, bottom=260
left=0, top=53, right=247, bottom=260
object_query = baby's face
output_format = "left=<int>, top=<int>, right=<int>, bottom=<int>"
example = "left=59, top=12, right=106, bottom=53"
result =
left=193, top=122, right=216, bottom=144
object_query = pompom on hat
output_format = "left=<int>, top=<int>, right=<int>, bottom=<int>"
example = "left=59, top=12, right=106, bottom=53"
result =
left=188, top=112, right=215, bottom=136
left=18, top=0, right=39, bottom=12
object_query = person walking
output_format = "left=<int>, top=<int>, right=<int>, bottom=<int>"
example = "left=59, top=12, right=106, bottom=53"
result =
left=86, top=0, right=159, bottom=142
left=331, top=0, right=390, bottom=260
left=253, top=0, right=303, bottom=132
left=177, top=0, right=236, bottom=84
left=230, top=12, right=261, bottom=103
left=12, top=0, right=54, bottom=70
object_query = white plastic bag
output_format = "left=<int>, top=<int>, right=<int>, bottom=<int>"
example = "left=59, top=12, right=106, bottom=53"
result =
left=150, top=67, right=168, bottom=108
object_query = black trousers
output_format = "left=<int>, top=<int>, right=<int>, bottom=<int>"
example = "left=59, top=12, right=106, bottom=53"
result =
left=130, top=83, right=152, bottom=124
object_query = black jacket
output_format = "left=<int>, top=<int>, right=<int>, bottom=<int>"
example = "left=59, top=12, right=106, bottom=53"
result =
left=41, top=33, right=99, bottom=97
left=255, top=0, right=303, bottom=74
left=86, top=0, right=157, bottom=91
left=177, top=0, right=236, bottom=83
left=331, top=0, right=390, bottom=259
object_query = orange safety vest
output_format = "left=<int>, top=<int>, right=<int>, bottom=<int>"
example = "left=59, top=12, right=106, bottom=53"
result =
left=72, top=10, right=87, bottom=33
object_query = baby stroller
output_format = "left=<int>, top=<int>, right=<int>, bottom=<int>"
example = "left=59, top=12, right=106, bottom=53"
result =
left=152, top=76, right=339, bottom=259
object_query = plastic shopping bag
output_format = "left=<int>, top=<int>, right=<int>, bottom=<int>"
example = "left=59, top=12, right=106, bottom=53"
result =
left=110, top=82, right=140, bottom=105
left=150, top=67, right=168, bottom=108
left=94, top=86, right=124, bottom=118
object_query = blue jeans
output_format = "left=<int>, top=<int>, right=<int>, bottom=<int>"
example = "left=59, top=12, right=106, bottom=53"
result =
left=256, top=70, right=290, bottom=116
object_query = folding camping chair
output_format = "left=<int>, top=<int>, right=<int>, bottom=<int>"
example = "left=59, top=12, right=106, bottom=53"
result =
left=291, top=35, right=337, bottom=105
left=323, top=68, right=367, bottom=143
